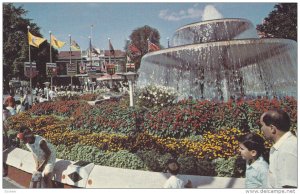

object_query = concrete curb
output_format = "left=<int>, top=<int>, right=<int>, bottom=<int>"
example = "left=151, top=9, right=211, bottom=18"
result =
left=3, top=147, right=245, bottom=188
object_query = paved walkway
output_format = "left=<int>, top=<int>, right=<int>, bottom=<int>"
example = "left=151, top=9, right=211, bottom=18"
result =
left=3, top=177, right=24, bottom=189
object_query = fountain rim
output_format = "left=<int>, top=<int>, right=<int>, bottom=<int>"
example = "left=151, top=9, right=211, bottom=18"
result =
left=143, top=38, right=296, bottom=58
left=175, top=18, right=253, bottom=32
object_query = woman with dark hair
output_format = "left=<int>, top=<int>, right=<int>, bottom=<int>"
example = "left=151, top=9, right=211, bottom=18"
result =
left=237, top=133, right=269, bottom=188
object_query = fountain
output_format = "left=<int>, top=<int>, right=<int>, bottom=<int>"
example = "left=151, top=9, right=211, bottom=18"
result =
left=137, top=18, right=297, bottom=101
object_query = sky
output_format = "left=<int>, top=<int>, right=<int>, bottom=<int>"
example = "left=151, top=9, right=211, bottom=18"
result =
left=11, top=2, right=279, bottom=52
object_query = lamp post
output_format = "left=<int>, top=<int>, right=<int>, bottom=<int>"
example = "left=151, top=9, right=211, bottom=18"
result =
left=167, top=37, right=170, bottom=48
left=121, top=71, right=137, bottom=107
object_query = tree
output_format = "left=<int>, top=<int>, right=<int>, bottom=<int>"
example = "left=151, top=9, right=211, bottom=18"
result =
left=125, top=25, right=161, bottom=70
left=3, top=3, right=58, bottom=92
left=256, top=3, right=297, bottom=41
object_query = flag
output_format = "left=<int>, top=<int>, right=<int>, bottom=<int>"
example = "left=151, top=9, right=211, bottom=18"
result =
left=109, top=39, right=115, bottom=56
left=51, top=34, right=65, bottom=48
left=71, top=40, right=80, bottom=51
left=89, top=38, right=99, bottom=55
left=28, top=32, right=46, bottom=48
left=128, top=43, right=141, bottom=56
left=148, top=39, right=160, bottom=52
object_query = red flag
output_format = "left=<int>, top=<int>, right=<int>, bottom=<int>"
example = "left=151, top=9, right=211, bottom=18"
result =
left=148, top=40, right=160, bottom=52
left=128, top=44, right=141, bottom=54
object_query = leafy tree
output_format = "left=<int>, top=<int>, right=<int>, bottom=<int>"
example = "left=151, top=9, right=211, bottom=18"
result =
left=3, top=3, right=58, bottom=92
left=125, top=25, right=161, bottom=70
left=256, top=3, right=297, bottom=41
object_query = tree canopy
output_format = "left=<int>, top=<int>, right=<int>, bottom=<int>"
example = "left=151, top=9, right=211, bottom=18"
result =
left=125, top=25, right=161, bottom=70
left=256, top=3, right=297, bottom=41
left=3, top=3, right=58, bottom=91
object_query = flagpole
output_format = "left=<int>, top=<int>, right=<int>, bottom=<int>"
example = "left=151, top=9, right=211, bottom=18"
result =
left=147, top=38, right=149, bottom=53
left=49, top=31, right=53, bottom=93
left=90, top=25, right=94, bottom=94
left=27, top=26, right=33, bottom=106
left=108, top=38, right=111, bottom=64
left=69, top=34, right=72, bottom=91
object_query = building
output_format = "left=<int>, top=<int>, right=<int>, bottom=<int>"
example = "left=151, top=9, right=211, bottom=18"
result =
left=55, top=49, right=126, bottom=85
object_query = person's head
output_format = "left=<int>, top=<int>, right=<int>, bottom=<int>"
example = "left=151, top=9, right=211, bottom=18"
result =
left=166, top=159, right=180, bottom=175
left=260, top=109, right=291, bottom=141
left=237, top=133, right=266, bottom=162
left=17, top=126, right=34, bottom=144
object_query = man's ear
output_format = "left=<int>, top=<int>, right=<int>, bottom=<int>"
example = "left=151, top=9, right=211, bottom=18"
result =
left=270, top=125, right=277, bottom=134
left=250, top=150, right=258, bottom=157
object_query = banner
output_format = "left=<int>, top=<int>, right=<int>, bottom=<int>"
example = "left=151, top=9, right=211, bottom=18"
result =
left=67, top=63, right=77, bottom=76
left=24, top=62, right=38, bottom=78
left=46, top=63, right=57, bottom=77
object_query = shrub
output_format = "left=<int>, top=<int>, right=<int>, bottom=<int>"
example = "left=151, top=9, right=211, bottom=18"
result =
left=101, top=150, right=148, bottom=170
left=55, top=144, right=107, bottom=165
left=135, top=150, right=173, bottom=172
left=214, top=156, right=245, bottom=178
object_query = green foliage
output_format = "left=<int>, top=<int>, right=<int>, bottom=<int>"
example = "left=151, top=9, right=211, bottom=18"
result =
left=178, top=156, right=217, bottom=176
left=102, top=150, right=148, bottom=170
left=135, top=150, right=173, bottom=172
left=256, top=3, right=297, bottom=41
left=72, top=101, right=138, bottom=135
left=195, top=159, right=217, bottom=176
left=177, top=156, right=198, bottom=175
left=214, top=156, right=245, bottom=178
left=55, top=144, right=106, bottom=165
left=3, top=3, right=58, bottom=90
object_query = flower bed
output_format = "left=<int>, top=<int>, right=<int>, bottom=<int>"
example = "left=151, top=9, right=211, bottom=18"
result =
left=5, top=96, right=297, bottom=178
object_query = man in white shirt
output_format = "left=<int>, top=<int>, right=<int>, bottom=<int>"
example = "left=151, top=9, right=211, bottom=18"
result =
left=260, top=109, right=297, bottom=188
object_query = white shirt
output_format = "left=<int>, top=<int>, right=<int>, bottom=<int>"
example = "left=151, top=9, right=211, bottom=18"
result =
left=6, top=106, right=16, bottom=116
left=268, top=131, right=297, bottom=188
left=163, top=175, right=184, bottom=188
left=246, top=156, right=269, bottom=188
left=26, top=135, right=56, bottom=166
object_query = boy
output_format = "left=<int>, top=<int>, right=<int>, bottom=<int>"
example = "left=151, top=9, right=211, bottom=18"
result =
left=163, top=159, right=192, bottom=188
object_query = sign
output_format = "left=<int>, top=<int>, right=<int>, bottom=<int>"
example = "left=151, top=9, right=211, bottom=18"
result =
left=79, top=63, right=86, bottom=74
left=46, top=63, right=57, bottom=77
left=87, top=69, right=97, bottom=78
left=24, top=62, right=38, bottom=78
left=126, top=63, right=135, bottom=72
left=106, top=64, right=115, bottom=76
left=67, top=63, right=77, bottom=76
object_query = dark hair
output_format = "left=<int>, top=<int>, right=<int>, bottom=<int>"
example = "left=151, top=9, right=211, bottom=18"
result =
left=15, top=100, right=21, bottom=105
left=237, top=133, right=269, bottom=163
left=262, top=109, right=291, bottom=132
left=166, top=159, right=180, bottom=175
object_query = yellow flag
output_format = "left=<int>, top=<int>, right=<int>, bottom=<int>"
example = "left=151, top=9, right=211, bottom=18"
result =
left=51, top=34, right=65, bottom=48
left=28, top=31, right=46, bottom=48
left=71, top=40, right=80, bottom=51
